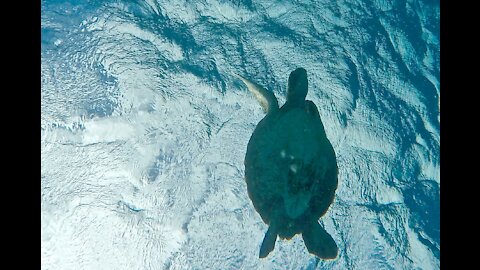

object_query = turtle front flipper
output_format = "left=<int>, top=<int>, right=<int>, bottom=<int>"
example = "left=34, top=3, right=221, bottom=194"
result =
left=259, top=222, right=278, bottom=258
left=302, top=220, right=338, bottom=259
left=234, top=73, right=279, bottom=114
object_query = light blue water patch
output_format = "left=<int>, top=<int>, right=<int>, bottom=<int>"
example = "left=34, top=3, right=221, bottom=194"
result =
left=41, top=0, right=440, bottom=269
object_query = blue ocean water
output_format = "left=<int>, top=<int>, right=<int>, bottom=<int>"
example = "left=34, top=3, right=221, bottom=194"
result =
left=41, top=0, right=440, bottom=269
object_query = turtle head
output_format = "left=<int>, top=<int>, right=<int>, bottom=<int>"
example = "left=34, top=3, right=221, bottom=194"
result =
left=287, top=68, right=308, bottom=106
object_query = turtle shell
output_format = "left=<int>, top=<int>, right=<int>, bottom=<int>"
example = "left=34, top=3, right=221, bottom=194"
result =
left=244, top=102, right=338, bottom=239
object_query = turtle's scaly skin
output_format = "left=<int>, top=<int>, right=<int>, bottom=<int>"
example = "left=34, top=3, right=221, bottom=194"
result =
left=244, top=101, right=338, bottom=239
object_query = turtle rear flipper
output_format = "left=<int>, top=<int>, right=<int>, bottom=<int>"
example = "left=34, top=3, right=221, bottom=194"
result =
left=259, top=223, right=278, bottom=258
left=302, top=221, right=338, bottom=259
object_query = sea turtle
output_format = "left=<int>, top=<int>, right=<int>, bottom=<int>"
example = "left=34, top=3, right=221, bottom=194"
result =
left=236, top=68, right=339, bottom=259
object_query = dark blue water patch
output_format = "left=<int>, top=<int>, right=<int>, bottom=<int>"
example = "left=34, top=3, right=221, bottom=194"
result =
left=417, top=0, right=440, bottom=36
left=233, top=0, right=255, bottom=10
left=345, top=56, right=360, bottom=113
left=117, top=200, right=143, bottom=213
left=403, top=7, right=428, bottom=57
left=41, top=28, right=61, bottom=49
left=372, top=0, right=428, bottom=61
left=80, top=60, right=120, bottom=118
left=360, top=8, right=434, bottom=92
left=358, top=74, right=434, bottom=156
left=84, top=99, right=116, bottom=118
left=147, top=160, right=161, bottom=183
left=47, top=119, right=85, bottom=132
left=82, top=87, right=119, bottom=118
left=42, top=0, right=96, bottom=27
left=83, top=73, right=119, bottom=117
left=41, top=0, right=108, bottom=55
left=127, top=4, right=198, bottom=56
left=391, top=148, right=423, bottom=187
left=403, top=179, right=440, bottom=247
left=410, top=74, right=440, bottom=130
left=162, top=22, right=198, bottom=56
left=179, top=59, right=227, bottom=94
left=420, top=0, right=440, bottom=6
left=146, top=149, right=177, bottom=183
left=230, top=38, right=283, bottom=97
left=260, top=15, right=306, bottom=46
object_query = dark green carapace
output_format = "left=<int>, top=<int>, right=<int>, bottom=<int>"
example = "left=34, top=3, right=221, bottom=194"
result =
left=238, top=68, right=339, bottom=259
